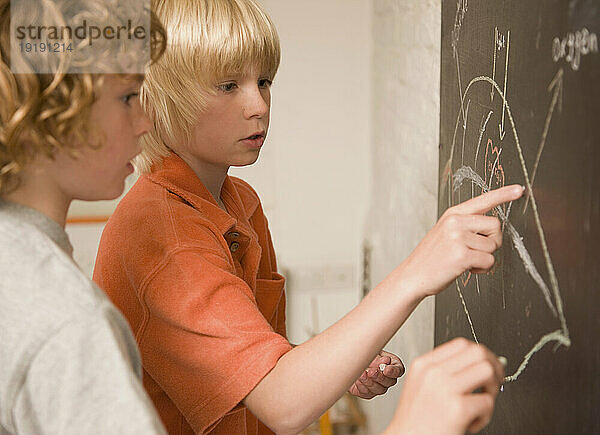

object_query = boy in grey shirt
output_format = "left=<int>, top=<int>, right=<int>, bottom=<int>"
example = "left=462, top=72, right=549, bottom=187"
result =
left=0, top=201, right=165, bottom=434
left=0, top=0, right=167, bottom=432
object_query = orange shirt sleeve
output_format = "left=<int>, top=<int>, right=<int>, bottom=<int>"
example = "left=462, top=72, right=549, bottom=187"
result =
left=138, top=247, right=292, bottom=433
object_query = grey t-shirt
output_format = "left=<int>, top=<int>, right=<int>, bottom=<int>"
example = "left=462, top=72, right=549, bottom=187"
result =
left=0, top=200, right=166, bottom=435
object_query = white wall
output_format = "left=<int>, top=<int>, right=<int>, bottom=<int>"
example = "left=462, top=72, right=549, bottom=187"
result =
left=360, top=1, right=441, bottom=433
left=230, top=0, right=372, bottom=343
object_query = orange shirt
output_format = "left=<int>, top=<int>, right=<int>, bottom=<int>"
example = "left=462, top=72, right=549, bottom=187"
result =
left=93, top=153, right=292, bottom=434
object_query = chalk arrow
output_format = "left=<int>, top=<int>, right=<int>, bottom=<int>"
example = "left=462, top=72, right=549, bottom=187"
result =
left=491, top=27, right=498, bottom=102
left=498, top=31, right=510, bottom=142
left=498, top=122, right=506, bottom=140
left=523, top=68, right=564, bottom=213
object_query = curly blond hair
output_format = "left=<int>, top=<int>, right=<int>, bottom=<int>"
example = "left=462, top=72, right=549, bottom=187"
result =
left=0, top=0, right=166, bottom=195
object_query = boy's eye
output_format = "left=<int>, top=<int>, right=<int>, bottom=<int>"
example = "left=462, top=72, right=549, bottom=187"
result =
left=258, top=78, right=272, bottom=88
left=218, top=82, right=238, bottom=92
left=121, top=92, right=140, bottom=105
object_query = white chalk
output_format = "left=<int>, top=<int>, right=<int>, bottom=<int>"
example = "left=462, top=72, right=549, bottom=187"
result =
left=498, top=356, right=507, bottom=392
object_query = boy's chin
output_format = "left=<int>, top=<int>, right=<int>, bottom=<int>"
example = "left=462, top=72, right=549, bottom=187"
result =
left=232, top=154, right=261, bottom=167
left=75, top=183, right=125, bottom=202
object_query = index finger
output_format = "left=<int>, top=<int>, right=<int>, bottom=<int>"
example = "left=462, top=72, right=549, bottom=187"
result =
left=450, top=185, right=524, bottom=216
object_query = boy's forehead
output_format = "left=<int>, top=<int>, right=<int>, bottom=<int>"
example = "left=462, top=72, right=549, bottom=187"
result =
left=94, top=74, right=144, bottom=97
left=217, top=63, right=267, bottom=78
left=102, top=74, right=144, bottom=87
left=117, top=74, right=145, bottom=85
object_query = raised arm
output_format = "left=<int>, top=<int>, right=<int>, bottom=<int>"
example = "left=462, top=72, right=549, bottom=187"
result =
left=244, top=185, right=523, bottom=434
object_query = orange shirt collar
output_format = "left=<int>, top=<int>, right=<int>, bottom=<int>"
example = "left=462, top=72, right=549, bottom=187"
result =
left=147, top=152, right=252, bottom=236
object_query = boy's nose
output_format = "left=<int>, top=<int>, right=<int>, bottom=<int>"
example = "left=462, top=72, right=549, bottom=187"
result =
left=137, top=114, right=153, bottom=137
left=133, top=102, right=153, bottom=137
left=243, top=88, right=269, bottom=119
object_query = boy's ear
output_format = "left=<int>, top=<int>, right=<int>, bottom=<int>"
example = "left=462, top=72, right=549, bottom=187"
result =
left=15, top=133, right=40, bottom=158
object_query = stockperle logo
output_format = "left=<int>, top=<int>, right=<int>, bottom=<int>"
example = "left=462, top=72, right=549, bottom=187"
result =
left=10, top=0, right=151, bottom=74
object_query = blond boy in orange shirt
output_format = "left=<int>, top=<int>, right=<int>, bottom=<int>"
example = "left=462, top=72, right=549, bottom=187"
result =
left=94, top=1, right=521, bottom=434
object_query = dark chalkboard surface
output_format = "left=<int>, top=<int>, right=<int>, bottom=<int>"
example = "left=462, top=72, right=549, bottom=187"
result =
left=436, top=1, right=599, bottom=433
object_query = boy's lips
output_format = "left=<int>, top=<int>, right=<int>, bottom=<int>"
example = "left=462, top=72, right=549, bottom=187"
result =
left=242, top=130, right=265, bottom=140
left=240, top=131, right=266, bottom=148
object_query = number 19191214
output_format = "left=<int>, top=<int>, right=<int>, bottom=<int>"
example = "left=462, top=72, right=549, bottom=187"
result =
left=20, top=41, right=73, bottom=53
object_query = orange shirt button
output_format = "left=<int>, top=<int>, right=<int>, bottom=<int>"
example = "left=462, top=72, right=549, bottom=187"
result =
left=230, top=241, right=240, bottom=252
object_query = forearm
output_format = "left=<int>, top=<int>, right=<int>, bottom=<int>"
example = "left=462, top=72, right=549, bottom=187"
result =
left=247, top=186, right=525, bottom=434
left=244, top=265, right=424, bottom=434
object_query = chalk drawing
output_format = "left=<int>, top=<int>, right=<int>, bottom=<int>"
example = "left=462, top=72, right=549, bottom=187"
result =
left=456, top=277, right=479, bottom=343
left=443, top=13, right=571, bottom=383
left=498, top=30, right=510, bottom=141
left=475, top=111, right=494, bottom=175
left=453, top=166, right=557, bottom=318
left=523, top=69, right=564, bottom=212
left=505, top=330, right=570, bottom=382
left=484, top=139, right=505, bottom=194
left=452, top=0, right=469, bottom=55
left=453, top=0, right=469, bottom=122
left=490, top=27, right=498, bottom=102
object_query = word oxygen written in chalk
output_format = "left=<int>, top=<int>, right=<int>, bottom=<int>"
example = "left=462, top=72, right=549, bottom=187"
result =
left=552, top=27, right=598, bottom=71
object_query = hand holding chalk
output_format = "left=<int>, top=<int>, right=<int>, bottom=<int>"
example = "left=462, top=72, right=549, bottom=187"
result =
left=349, top=350, right=405, bottom=399
left=383, top=338, right=504, bottom=435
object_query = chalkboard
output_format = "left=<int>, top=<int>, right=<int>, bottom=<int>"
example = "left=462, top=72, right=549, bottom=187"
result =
left=435, top=1, right=599, bottom=433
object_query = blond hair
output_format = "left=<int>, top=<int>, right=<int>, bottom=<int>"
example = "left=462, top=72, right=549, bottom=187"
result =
left=0, top=0, right=166, bottom=195
left=134, top=0, right=280, bottom=173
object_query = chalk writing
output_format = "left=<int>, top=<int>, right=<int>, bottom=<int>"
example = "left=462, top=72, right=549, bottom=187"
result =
left=552, top=28, right=598, bottom=71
